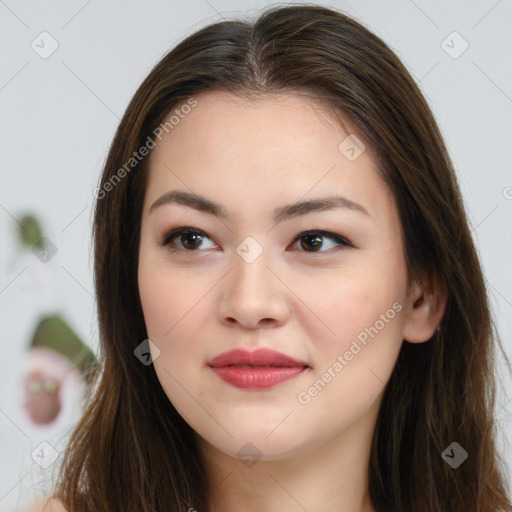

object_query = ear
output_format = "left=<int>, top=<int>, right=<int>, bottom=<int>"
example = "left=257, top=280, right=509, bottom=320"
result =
left=402, top=270, right=447, bottom=343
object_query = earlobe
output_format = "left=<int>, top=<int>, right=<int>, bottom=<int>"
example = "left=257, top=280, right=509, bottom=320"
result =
left=402, top=272, right=447, bottom=344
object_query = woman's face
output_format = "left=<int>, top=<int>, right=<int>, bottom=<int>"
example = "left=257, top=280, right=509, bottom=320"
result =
left=138, top=90, right=417, bottom=462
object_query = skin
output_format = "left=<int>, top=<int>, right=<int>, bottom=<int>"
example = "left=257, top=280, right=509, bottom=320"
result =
left=137, top=90, right=446, bottom=512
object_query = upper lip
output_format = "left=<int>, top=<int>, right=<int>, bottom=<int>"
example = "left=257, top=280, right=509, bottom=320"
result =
left=207, top=348, right=309, bottom=368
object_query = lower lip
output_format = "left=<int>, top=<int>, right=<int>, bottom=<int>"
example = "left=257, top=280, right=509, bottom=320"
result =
left=210, top=366, right=308, bottom=389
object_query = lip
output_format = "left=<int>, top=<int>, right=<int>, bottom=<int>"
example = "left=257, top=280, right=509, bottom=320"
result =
left=207, top=348, right=309, bottom=390
left=207, top=348, right=308, bottom=368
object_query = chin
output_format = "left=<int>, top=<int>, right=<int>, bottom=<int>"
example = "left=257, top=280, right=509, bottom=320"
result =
left=197, top=426, right=318, bottom=464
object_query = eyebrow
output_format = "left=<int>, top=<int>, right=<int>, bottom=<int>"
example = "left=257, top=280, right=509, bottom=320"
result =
left=149, top=190, right=370, bottom=222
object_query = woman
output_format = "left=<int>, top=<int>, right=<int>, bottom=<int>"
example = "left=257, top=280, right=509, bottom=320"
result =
left=45, top=4, right=511, bottom=511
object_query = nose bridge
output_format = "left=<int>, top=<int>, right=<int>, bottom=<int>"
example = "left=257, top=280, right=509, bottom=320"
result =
left=230, top=236, right=272, bottom=298
left=217, top=236, right=289, bottom=327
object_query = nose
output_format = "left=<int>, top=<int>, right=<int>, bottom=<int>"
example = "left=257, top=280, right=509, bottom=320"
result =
left=217, top=250, right=291, bottom=330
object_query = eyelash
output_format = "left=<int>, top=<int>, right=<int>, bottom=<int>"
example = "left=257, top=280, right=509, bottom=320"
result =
left=160, top=227, right=352, bottom=254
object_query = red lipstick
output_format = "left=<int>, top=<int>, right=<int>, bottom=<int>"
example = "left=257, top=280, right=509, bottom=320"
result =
left=207, top=348, right=309, bottom=390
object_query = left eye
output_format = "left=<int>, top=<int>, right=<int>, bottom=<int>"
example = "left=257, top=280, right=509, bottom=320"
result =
left=161, top=228, right=351, bottom=253
left=290, top=230, right=351, bottom=252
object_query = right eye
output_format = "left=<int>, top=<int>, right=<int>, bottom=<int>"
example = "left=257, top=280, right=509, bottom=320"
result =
left=161, top=227, right=217, bottom=252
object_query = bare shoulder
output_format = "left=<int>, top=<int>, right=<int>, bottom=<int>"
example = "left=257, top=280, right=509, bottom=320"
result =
left=38, top=498, right=68, bottom=512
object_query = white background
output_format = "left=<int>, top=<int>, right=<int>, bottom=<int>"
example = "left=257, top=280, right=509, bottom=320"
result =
left=1, top=1, right=511, bottom=510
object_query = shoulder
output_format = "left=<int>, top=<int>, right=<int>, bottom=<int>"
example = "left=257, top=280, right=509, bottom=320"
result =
left=39, top=498, right=68, bottom=512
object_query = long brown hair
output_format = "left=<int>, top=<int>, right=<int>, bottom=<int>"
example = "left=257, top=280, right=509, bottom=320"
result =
left=54, top=4, right=511, bottom=511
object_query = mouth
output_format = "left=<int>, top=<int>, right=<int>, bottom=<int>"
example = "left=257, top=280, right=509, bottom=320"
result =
left=207, top=348, right=310, bottom=390
left=207, top=347, right=309, bottom=368
left=222, top=364, right=308, bottom=368
left=209, top=365, right=309, bottom=389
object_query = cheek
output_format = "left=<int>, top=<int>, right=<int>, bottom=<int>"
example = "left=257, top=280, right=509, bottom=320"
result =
left=138, top=263, right=211, bottom=419
left=295, top=255, right=407, bottom=399
left=297, top=263, right=405, bottom=340
left=138, top=252, right=209, bottom=341
left=138, top=258, right=220, bottom=392
left=294, top=272, right=405, bottom=430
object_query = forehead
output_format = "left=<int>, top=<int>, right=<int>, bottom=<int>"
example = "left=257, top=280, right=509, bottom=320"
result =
left=151, top=90, right=371, bottom=166
left=145, top=89, right=393, bottom=220
left=164, top=89, right=358, bottom=150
